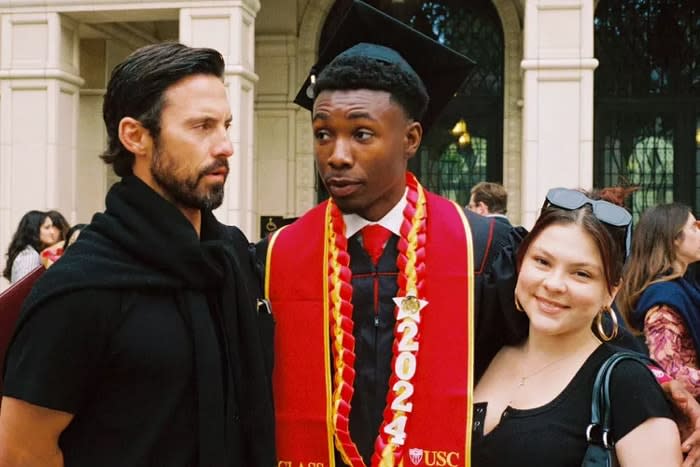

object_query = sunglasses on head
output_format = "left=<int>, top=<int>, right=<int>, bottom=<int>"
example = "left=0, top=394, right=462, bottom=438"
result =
left=543, top=188, right=632, bottom=228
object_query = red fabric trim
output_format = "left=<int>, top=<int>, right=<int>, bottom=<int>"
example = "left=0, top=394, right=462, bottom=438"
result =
left=372, top=274, right=379, bottom=324
left=476, top=218, right=495, bottom=275
left=0, top=265, right=44, bottom=391
left=268, top=202, right=333, bottom=465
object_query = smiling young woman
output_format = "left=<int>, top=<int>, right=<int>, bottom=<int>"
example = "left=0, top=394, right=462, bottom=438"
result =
left=472, top=189, right=682, bottom=467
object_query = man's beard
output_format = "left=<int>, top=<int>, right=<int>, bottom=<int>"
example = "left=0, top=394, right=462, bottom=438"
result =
left=150, top=146, right=228, bottom=211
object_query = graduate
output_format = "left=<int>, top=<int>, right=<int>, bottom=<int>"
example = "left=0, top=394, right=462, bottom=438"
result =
left=259, top=2, right=526, bottom=466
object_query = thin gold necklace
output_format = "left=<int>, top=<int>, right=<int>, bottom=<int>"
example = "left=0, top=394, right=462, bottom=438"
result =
left=517, top=342, right=596, bottom=388
left=518, top=356, right=570, bottom=387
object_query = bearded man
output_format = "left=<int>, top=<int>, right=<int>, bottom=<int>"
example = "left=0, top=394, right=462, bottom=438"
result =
left=0, top=43, right=275, bottom=467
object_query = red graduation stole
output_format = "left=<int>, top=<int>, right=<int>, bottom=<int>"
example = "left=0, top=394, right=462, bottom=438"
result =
left=266, top=176, right=475, bottom=467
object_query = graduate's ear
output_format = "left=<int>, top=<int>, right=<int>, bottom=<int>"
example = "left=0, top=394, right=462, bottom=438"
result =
left=118, top=117, right=152, bottom=160
left=404, top=120, right=422, bottom=161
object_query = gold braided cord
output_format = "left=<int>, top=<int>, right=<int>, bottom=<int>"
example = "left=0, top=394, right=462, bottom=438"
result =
left=374, top=173, right=427, bottom=466
left=328, top=202, right=363, bottom=466
left=403, top=182, right=426, bottom=294
left=327, top=173, right=427, bottom=467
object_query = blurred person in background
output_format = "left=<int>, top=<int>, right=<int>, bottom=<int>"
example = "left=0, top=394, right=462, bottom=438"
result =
left=468, top=181, right=511, bottom=227
left=46, top=210, right=69, bottom=243
left=3, top=211, right=60, bottom=283
left=619, top=203, right=700, bottom=398
left=39, top=210, right=71, bottom=268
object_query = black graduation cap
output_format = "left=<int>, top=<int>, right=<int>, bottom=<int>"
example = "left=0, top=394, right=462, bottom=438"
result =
left=294, top=0, right=476, bottom=133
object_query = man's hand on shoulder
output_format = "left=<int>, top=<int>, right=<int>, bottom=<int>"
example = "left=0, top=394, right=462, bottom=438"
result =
left=662, top=379, right=700, bottom=467
left=0, top=396, right=72, bottom=467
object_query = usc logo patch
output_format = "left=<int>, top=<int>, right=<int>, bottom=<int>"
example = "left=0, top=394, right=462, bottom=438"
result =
left=408, top=448, right=460, bottom=466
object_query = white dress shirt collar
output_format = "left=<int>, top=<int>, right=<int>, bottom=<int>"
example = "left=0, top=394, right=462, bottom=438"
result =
left=343, top=188, right=408, bottom=238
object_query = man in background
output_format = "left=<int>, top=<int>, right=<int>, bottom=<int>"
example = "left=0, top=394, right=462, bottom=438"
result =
left=468, top=181, right=512, bottom=227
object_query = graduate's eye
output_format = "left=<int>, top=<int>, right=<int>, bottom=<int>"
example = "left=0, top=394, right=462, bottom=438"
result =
left=315, top=129, right=332, bottom=142
left=354, top=129, right=374, bottom=142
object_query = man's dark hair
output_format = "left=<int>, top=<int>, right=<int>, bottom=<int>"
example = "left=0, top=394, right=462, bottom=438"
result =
left=471, top=182, right=508, bottom=214
left=101, top=42, right=225, bottom=177
left=314, top=55, right=429, bottom=122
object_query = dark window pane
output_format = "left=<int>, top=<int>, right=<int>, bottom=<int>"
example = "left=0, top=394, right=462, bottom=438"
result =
left=594, top=0, right=699, bottom=220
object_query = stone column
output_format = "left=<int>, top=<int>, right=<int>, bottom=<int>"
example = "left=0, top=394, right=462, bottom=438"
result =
left=75, top=38, right=136, bottom=224
left=255, top=34, right=298, bottom=239
left=180, top=0, right=260, bottom=238
left=520, top=0, right=597, bottom=228
left=0, top=12, right=83, bottom=280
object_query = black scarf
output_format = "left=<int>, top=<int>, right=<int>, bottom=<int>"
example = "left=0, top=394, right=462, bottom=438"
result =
left=10, top=176, right=275, bottom=466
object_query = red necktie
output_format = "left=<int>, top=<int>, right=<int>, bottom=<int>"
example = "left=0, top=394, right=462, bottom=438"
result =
left=361, top=224, right=392, bottom=265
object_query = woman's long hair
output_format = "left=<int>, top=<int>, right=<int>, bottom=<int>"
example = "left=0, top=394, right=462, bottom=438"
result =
left=3, top=210, right=48, bottom=280
left=617, top=203, right=692, bottom=331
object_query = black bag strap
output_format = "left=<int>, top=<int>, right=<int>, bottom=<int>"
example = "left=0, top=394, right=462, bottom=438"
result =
left=587, top=351, right=658, bottom=450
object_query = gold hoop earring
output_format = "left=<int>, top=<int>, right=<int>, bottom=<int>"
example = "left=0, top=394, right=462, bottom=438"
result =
left=596, top=305, right=618, bottom=342
left=515, top=295, right=524, bottom=312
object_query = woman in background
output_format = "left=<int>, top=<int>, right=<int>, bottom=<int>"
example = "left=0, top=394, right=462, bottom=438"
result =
left=3, top=211, right=60, bottom=282
left=38, top=210, right=72, bottom=268
left=618, top=203, right=700, bottom=397
left=46, top=210, right=69, bottom=242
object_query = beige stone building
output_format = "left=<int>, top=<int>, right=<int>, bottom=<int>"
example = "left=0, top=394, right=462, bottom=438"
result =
left=1, top=0, right=697, bottom=289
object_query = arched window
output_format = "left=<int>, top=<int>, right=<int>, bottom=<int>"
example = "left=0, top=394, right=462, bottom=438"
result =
left=594, top=0, right=699, bottom=219
left=318, top=0, right=504, bottom=206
